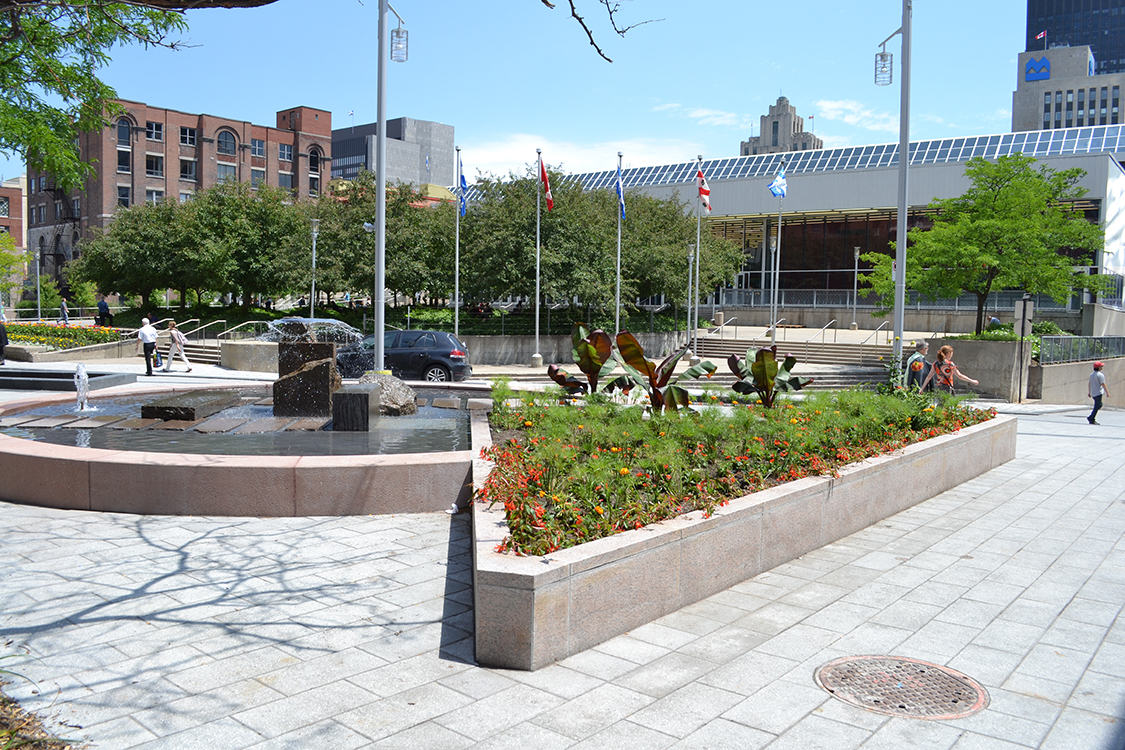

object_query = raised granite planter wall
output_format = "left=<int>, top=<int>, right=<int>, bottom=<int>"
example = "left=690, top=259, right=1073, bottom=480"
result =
left=471, top=413, right=1017, bottom=671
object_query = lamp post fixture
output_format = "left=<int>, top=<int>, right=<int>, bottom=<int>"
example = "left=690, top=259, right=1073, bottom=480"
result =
left=851, top=246, right=860, bottom=330
left=309, top=218, right=319, bottom=320
left=371, top=0, right=408, bottom=373
left=877, top=0, right=911, bottom=373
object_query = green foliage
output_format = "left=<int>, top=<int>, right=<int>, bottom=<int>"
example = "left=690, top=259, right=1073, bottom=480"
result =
left=68, top=280, right=98, bottom=311
left=547, top=323, right=617, bottom=393
left=482, top=389, right=995, bottom=555
left=862, top=154, right=1109, bottom=333
left=0, top=235, right=24, bottom=309
left=727, top=345, right=813, bottom=407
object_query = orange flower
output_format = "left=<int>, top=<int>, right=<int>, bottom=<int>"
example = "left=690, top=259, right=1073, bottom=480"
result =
left=594, top=506, right=604, bottom=515
left=524, top=420, right=533, bottom=427
left=619, top=467, right=630, bottom=476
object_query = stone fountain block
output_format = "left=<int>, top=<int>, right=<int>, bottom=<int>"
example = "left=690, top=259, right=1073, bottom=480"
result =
left=273, top=341, right=342, bottom=418
left=141, top=390, right=241, bottom=421
left=332, top=383, right=381, bottom=432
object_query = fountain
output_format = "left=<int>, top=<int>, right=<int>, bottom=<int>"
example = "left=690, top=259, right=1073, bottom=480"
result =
left=74, top=364, right=90, bottom=411
left=0, top=317, right=491, bottom=516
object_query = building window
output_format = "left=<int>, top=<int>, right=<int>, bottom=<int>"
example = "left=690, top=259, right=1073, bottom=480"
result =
left=251, top=139, right=265, bottom=157
left=180, top=159, right=197, bottom=181
left=38, top=206, right=45, bottom=223
left=117, top=187, right=130, bottom=207
left=180, top=127, right=197, bottom=146
left=0, top=197, right=7, bottom=218
left=54, top=200, right=62, bottom=219
left=146, top=121, right=163, bottom=141
left=771, top=121, right=779, bottom=147
left=309, top=176, right=320, bottom=195
left=38, top=176, right=45, bottom=192
left=179, top=192, right=193, bottom=203
left=309, top=149, right=321, bottom=174
left=217, top=131, right=237, bottom=155
left=145, top=189, right=164, bottom=205
left=117, top=118, right=131, bottom=145
left=278, top=172, right=293, bottom=191
left=117, top=149, right=131, bottom=173
left=217, top=163, right=236, bottom=183
left=279, top=143, right=293, bottom=161
left=72, top=197, right=80, bottom=217
left=146, top=154, right=164, bottom=177
left=251, top=168, right=265, bottom=188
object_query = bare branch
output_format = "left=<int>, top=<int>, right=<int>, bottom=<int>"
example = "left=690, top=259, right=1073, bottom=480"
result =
left=540, top=0, right=659, bottom=63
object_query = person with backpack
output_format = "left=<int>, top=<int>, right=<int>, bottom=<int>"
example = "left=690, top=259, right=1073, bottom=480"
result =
left=905, top=341, right=933, bottom=391
left=920, top=345, right=979, bottom=396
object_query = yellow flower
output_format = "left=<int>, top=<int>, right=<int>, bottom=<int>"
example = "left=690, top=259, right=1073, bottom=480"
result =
left=577, top=424, right=584, bottom=429
left=524, top=420, right=533, bottom=427
left=619, top=467, right=630, bottom=476
left=790, top=418, right=799, bottom=424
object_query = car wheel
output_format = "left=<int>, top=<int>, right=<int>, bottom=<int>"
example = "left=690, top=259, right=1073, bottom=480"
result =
left=423, top=365, right=451, bottom=382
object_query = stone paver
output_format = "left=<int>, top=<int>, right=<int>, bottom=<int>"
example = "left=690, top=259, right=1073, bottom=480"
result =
left=1, top=406, right=1123, bottom=748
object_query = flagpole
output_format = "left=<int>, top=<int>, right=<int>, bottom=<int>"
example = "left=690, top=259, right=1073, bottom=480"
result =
left=615, top=151, right=623, bottom=335
left=455, top=146, right=461, bottom=337
left=534, top=149, right=542, bottom=367
left=772, top=195, right=783, bottom=347
left=694, top=155, right=703, bottom=355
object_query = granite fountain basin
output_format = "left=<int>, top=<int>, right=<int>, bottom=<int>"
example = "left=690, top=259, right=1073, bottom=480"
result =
left=0, top=382, right=491, bottom=516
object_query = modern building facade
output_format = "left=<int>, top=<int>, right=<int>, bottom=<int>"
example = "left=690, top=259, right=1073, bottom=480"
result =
left=331, top=117, right=454, bottom=187
left=567, top=127, right=1125, bottom=313
left=1012, top=45, right=1125, bottom=131
left=740, top=97, right=823, bottom=156
left=1026, top=0, right=1125, bottom=74
left=27, top=100, right=331, bottom=283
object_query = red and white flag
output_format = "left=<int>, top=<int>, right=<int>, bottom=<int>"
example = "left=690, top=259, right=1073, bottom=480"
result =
left=540, top=157, right=554, bottom=212
left=1036, top=30, right=1046, bottom=40
left=696, top=168, right=712, bottom=214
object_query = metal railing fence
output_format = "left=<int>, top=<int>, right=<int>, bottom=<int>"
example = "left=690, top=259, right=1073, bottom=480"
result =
left=1039, top=336, right=1125, bottom=364
left=719, top=288, right=1078, bottom=312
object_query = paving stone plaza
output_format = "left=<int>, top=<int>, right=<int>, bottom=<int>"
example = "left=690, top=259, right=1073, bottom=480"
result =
left=1, top=389, right=1123, bottom=748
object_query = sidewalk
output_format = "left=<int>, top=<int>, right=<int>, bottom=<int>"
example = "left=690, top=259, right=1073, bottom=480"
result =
left=0, top=379, right=1121, bottom=747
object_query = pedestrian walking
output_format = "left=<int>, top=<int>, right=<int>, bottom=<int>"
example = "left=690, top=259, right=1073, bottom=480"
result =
left=96, top=297, right=112, bottom=327
left=1088, top=361, right=1109, bottom=424
left=58, top=297, right=68, bottom=325
left=162, top=321, right=192, bottom=373
left=905, top=341, right=933, bottom=391
left=134, top=318, right=158, bottom=376
left=920, top=345, right=979, bottom=396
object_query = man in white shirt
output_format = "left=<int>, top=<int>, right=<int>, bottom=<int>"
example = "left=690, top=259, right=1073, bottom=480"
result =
left=134, top=318, right=158, bottom=376
left=1088, top=361, right=1109, bottom=425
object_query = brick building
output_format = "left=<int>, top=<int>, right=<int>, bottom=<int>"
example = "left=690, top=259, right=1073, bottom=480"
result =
left=0, top=175, right=25, bottom=252
left=27, top=100, right=331, bottom=283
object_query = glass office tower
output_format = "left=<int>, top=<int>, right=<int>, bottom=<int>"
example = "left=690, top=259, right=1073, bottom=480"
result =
left=1027, top=0, right=1125, bottom=74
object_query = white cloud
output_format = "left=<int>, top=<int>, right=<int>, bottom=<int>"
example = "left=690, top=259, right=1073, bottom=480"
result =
left=461, top=133, right=705, bottom=179
left=651, top=103, right=681, bottom=112
left=687, top=108, right=747, bottom=127
left=814, top=99, right=899, bottom=133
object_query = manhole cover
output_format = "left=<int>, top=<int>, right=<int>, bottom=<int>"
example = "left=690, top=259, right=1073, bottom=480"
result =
left=815, top=655, right=989, bottom=720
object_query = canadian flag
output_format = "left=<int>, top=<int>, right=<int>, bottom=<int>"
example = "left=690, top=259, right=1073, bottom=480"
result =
left=540, top=157, right=554, bottom=211
left=1036, top=30, right=1046, bottom=40
left=696, top=168, right=712, bottom=214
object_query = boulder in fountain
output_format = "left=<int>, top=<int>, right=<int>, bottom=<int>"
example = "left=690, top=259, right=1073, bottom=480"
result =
left=358, top=372, right=418, bottom=416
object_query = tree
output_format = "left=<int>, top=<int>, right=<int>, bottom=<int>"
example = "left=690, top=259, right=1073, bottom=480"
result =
left=861, top=154, right=1107, bottom=334
left=0, top=232, right=24, bottom=309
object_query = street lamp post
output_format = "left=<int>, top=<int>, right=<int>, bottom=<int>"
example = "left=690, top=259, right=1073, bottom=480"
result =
left=877, top=0, right=911, bottom=373
left=309, top=218, right=319, bottom=320
left=851, top=246, right=860, bottom=330
left=686, top=244, right=695, bottom=350
left=372, top=0, right=407, bottom=373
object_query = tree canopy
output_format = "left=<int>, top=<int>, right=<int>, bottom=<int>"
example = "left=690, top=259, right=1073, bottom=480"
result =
left=861, top=154, right=1107, bottom=333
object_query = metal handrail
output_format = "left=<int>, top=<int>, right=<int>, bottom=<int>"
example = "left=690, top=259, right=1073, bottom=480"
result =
left=859, top=321, right=890, bottom=365
left=930, top=321, right=947, bottom=340
left=804, top=320, right=836, bottom=360
left=756, top=318, right=786, bottom=345
left=702, top=316, right=738, bottom=339
left=216, top=320, right=272, bottom=341
left=182, top=319, right=227, bottom=344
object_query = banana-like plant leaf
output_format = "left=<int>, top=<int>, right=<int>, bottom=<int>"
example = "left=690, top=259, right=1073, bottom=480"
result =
left=547, top=364, right=587, bottom=393
left=749, top=346, right=779, bottom=394
left=655, top=347, right=688, bottom=388
left=572, top=324, right=614, bottom=389
left=681, top=360, right=717, bottom=381
left=615, top=331, right=656, bottom=381
left=663, top=384, right=692, bottom=412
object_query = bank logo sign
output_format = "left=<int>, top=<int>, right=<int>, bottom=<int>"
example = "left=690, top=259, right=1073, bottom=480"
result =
left=1026, top=57, right=1050, bottom=81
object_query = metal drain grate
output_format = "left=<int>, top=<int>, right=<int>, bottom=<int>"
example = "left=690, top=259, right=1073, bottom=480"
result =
left=815, top=655, right=989, bottom=720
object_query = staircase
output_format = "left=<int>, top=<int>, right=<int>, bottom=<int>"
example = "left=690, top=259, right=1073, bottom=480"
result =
left=154, top=341, right=221, bottom=366
left=695, top=336, right=895, bottom=367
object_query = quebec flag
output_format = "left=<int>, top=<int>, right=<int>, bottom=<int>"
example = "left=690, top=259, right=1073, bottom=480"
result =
left=615, top=163, right=626, bottom=220
left=458, top=154, right=468, bottom=217
left=768, top=165, right=787, bottom=198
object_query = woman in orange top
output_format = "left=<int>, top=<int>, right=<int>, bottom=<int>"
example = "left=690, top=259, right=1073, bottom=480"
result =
left=920, top=345, right=979, bottom=395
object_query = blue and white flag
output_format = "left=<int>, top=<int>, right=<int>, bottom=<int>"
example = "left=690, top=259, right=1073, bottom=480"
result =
left=457, top=153, right=468, bottom=217
left=615, top=163, right=625, bottom=220
left=768, top=165, right=787, bottom=198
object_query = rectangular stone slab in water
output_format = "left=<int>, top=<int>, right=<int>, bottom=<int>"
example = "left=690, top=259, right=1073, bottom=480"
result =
left=141, top=390, right=241, bottom=421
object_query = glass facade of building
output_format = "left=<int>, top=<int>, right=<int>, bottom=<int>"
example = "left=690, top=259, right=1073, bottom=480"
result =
left=1027, top=0, right=1125, bottom=74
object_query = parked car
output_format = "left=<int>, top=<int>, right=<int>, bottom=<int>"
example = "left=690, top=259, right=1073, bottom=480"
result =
left=336, top=329, right=472, bottom=382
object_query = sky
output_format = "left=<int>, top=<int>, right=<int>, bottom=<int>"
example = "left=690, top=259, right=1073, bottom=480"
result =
left=0, top=0, right=1030, bottom=183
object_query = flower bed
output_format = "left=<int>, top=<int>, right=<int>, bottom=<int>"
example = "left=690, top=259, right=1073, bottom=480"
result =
left=5, top=323, right=120, bottom=351
left=480, top=390, right=995, bottom=556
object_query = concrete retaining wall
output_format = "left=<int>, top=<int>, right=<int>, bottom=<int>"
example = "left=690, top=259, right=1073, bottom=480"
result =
left=926, top=339, right=1032, bottom=402
left=1081, top=303, right=1125, bottom=337
left=720, top=307, right=1082, bottom=335
left=222, top=340, right=279, bottom=373
left=472, top=414, right=1017, bottom=671
left=1030, top=358, right=1125, bottom=408
left=461, top=332, right=685, bottom=366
